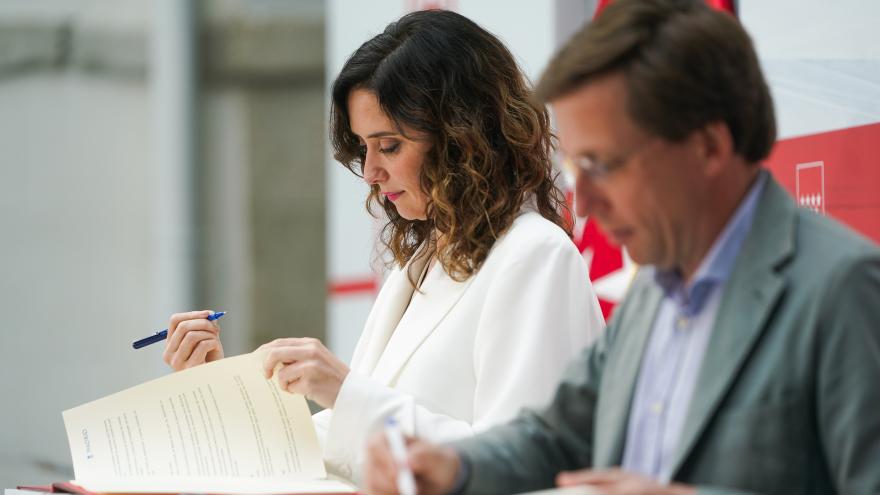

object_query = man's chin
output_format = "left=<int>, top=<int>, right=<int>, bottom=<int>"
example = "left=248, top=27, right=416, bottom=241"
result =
left=625, top=247, right=652, bottom=267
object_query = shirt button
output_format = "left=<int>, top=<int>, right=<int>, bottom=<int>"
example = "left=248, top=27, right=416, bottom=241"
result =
left=651, top=401, right=664, bottom=415
left=676, top=316, right=690, bottom=329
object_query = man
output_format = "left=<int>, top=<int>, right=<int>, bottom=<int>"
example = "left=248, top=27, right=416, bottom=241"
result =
left=363, top=0, right=880, bottom=494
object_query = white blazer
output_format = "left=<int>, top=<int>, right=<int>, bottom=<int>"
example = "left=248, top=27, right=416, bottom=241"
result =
left=313, top=211, right=605, bottom=482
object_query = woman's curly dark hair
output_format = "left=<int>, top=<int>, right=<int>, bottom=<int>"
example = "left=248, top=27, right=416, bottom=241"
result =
left=330, top=9, right=569, bottom=283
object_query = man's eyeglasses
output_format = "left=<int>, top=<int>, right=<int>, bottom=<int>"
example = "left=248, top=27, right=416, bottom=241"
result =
left=562, top=137, right=658, bottom=180
left=563, top=155, right=629, bottom=180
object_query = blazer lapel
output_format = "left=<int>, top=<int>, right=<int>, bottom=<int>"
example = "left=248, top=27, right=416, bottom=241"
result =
left=670, top=175, right=796, bottom=476
left=370, top=262, right=475, bottom=386
left=350, top=256, right=426, bottom=376
left=594, top=277, right=664, bottom=468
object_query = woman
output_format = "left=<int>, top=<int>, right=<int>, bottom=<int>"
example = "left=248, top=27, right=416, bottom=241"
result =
left=163, top=9, right=605, bottom=483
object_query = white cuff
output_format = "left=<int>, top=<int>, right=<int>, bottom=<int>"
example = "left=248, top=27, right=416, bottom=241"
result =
left=323, top=372, right=412, bottom=483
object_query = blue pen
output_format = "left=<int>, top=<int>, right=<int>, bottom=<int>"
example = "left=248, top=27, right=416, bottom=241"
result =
left=132, top=311, right=226, bottom=349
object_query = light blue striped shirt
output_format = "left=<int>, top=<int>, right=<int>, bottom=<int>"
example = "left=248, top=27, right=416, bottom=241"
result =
left=620, top=171, right=767, bottom=482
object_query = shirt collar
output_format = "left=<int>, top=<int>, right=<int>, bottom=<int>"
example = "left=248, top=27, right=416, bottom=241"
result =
left=654, top=170, right=768, bottom=314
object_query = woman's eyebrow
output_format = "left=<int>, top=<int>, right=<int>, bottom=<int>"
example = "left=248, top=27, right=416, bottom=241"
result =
left=367, top=131, right=399, bottom=138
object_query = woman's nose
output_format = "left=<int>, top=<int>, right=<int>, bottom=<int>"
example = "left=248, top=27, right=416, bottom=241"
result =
left=362, top=148, right=385, bottom=185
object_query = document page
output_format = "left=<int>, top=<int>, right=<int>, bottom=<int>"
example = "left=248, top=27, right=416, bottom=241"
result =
left=62, top=352, right=354, bottom=493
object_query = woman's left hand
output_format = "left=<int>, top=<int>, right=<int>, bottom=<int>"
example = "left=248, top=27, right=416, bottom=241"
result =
left=259, top=338, right=350, bottom=409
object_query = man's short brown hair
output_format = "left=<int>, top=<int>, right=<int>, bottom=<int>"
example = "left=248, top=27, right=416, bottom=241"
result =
left=538, top=0, right=775, bottom=163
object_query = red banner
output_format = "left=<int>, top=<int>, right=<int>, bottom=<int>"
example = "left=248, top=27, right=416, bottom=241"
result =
left=765, top=122, right=880, bottom=244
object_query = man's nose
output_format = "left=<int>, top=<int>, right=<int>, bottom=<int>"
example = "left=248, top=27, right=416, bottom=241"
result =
left=574, top=169, right=605, bottom=218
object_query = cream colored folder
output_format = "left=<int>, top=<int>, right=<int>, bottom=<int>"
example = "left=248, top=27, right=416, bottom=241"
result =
left=62, top=352, right=355, bottom=494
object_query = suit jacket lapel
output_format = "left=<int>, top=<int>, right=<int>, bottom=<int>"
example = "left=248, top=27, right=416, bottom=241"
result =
left=594, top=277, right=664, bottom=468
left=370, top=262, right=475, bottom=386
left=670, top=176, right=796, bottom=476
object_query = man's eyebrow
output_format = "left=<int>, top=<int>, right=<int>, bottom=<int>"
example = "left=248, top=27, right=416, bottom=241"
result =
left=569, top=146, right=599, bottom=159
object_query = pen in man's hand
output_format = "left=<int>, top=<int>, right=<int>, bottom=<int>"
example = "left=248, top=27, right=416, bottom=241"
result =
left=384, top=416, right=416, bottom=495
left=132, top=311, right=226, bottom=349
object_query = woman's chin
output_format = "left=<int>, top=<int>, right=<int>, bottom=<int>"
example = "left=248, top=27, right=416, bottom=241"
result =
left=396, top=208, right=428, bottom=221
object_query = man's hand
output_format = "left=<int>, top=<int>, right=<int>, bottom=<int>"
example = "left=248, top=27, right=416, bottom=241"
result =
left=557, top=469, right=696, bottom=495
left=364, top=432, right=461, bottom=495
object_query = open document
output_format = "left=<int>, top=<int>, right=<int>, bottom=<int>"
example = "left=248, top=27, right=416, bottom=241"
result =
left=62, top=352, right=355, bottom=494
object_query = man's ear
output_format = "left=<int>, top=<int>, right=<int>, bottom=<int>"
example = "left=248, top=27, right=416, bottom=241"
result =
left=695, top=121, right=734, bottom=177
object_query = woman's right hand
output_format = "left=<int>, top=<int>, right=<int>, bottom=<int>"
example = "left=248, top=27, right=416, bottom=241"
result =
left=163, top=310, right=225, bottom=371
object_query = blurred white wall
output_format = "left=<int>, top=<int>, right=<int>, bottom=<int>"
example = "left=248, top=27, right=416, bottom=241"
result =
left=0, top=23, right=168, bottom=490
left=740, top=0, right=880, bottom=139
left=0, top=0, right=327, bottom=487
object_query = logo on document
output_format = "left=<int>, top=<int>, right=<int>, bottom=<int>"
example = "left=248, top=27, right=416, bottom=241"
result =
left=81, top=428, right=94, bottom=460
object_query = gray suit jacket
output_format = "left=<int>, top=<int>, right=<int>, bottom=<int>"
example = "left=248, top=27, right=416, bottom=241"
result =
left=454, top=175, right=880, bottom=494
